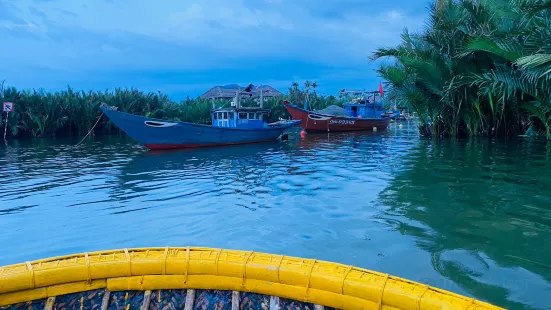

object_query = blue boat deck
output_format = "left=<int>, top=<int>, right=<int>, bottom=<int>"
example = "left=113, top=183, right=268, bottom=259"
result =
left=211, top=107, right=271, bottom=129
left=339, top=90, right=399, bottom=119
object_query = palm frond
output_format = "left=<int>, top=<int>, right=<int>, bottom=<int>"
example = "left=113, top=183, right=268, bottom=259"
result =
left=459, top=37, right=522, bottom=61
left=515, top=54, right=551, bottom=68
left=374, top=0, right=551, bottom=138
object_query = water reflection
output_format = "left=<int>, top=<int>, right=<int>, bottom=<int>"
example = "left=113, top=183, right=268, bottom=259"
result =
left=377, top=138, right=551, bottom=310
left=0, top=124, right=549, bottom=310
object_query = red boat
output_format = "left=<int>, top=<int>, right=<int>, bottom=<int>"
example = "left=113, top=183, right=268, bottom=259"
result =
left=283, top=101, right=391, bottom=132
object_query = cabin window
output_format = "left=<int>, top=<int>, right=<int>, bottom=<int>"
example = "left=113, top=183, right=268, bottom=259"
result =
left=256, top=113, right=261, bottom=120
left=248, top=113, right=255, bottom=119
left=239, top=112, right=247, bottom=119
left=213, top=113, right=218, bottom=120
left=229, top=112, right=234, bottom=119
left=223, top=112, right=228, bottom=119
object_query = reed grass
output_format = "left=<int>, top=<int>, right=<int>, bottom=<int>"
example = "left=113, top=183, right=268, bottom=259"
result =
left=0, top=82, right=342, bottom=139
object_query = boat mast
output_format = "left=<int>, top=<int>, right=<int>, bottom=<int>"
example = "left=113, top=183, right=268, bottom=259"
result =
left=260, top=89, right=264, bottom=108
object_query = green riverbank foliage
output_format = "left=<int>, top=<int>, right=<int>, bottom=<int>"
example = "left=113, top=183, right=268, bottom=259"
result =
left=373, top=0, right=551, bottom=138
left=0, top=81, right=341, bottom=139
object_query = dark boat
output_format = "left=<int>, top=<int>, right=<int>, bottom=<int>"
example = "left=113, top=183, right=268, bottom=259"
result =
left=284, top=102, right=390, bottom=132
left=283, top=90, right=396, bottom=132
left=101, top=90, right=301, bottom=150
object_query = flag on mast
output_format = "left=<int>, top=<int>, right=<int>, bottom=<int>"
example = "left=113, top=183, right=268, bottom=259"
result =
left=379, top=82, right=384, bottom=97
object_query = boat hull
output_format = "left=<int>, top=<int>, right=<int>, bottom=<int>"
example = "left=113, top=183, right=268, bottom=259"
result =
left=100, top=106, right=300, bottom=150
left=0, top=247, right=503, bottom=310
left=284, top=103, right=390, bottom=132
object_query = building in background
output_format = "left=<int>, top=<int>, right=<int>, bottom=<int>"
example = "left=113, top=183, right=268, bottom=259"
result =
left=199, top=84, right=283, bottom=100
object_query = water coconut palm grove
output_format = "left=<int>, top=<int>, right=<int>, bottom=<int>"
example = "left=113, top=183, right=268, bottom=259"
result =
left=1, top=1, right=551, bottom=310
left=374, top=0, right=551, bottom=138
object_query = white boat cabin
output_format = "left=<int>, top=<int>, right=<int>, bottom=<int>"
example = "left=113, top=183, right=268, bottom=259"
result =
left=211, top=108, right=271, bottom=129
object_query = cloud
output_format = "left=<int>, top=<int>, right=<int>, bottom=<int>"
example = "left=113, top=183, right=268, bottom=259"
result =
left=386, top=10, right=405, bottom=20
left=0, top=0, right=427, bottom=97
left=0, top=1, right=25, bottom=24
left=28, top=6, right=48, bottom=20
left=53, top=8, right=77, bottom=17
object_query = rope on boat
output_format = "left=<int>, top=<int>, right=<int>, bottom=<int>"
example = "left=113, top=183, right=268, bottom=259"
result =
left=75, top=113, right=104, bottom=146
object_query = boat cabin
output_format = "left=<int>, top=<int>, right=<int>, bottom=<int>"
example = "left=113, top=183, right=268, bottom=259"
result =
left=211, top=107, right=271, bottom=129
left=210, top=85, right=272, bottom=129
left=340, top=90, right=386, bottom=119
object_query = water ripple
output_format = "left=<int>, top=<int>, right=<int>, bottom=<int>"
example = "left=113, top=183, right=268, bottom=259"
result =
left=1, top=126, right=551, bottom=310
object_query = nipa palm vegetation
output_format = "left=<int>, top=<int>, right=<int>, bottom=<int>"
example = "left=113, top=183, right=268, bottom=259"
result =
left=373, top=0, right=551, bottom=138
left=0, top=81, right=341, bottom=139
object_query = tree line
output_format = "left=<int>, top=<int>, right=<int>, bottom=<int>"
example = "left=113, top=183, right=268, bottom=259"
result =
left=374, top=0, right=551, bottom=138
left=0, top=81, right=341, bottom=139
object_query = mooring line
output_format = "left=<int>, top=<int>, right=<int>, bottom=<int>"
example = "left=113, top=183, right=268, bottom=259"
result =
left=75, top=113, right=104, bottom=146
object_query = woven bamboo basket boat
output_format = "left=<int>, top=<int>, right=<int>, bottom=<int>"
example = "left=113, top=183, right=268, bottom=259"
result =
left=0, top=247, right=502, bottom=310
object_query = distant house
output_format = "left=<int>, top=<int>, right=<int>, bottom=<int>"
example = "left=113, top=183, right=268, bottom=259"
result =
left=199, top=84, right=283, bottom=100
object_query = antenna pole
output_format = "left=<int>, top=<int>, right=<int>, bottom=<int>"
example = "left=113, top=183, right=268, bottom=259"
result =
left=260, top=89, right=263, bottom=108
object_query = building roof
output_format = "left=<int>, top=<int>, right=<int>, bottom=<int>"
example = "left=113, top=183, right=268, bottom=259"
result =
left=199, top=84, right=283, bottom=100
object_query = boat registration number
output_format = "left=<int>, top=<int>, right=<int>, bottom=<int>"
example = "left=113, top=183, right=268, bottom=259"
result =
left=330, top=119, right=355, bottom=125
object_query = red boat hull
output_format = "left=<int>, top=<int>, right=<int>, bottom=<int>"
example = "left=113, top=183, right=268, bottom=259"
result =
left=284, top=103, right=390, bottom=132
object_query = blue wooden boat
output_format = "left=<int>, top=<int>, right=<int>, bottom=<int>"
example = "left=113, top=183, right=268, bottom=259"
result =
left=100, top=92, right=301, bottom=150
left=340, top=90, right=400, bottom=120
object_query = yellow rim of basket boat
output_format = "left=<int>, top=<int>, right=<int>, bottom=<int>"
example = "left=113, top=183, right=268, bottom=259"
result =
left=0, top=247, right=503, bottom=309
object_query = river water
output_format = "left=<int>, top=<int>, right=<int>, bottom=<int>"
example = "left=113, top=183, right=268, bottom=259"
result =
left=1, top=122, right=550, bottom=310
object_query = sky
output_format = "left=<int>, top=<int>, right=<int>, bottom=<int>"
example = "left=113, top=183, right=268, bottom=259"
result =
left=0, top=0, right=429, bottom=100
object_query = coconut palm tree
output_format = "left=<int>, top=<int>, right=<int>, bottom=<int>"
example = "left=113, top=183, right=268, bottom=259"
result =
left=373, top=0, right=551, bottom=138
left=304, top=81, right=312, bottom=108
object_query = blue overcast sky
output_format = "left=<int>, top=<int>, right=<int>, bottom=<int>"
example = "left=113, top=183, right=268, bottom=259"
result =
left=1, top=0, right=428, bottom=99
